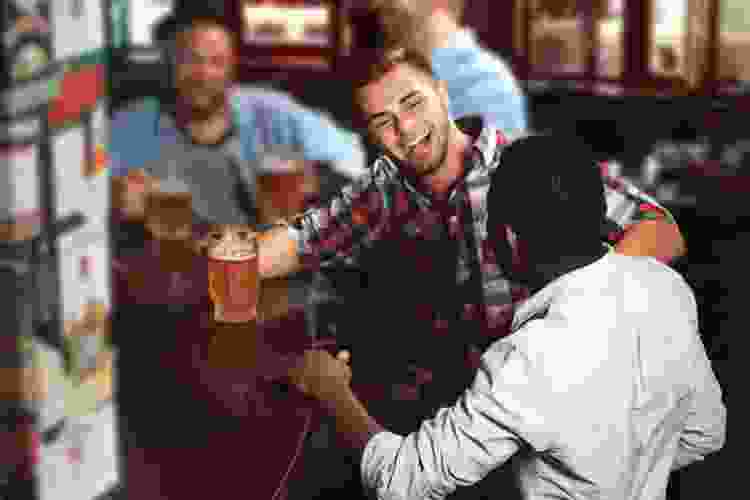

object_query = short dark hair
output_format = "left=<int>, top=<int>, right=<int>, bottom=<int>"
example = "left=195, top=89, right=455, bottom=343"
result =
left=346, top=46, right=435, bottom=90
left=342, top=46, right=436, bottom=128
left=487, top=134, right=606, bottom=249
left=153, top=5, right=237, bottom=47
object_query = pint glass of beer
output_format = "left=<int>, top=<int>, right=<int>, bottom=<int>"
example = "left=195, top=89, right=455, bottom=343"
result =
left=145, top=177, right=194, bottom=272
left=206, top=225, right=260, bottom=323
left=145, top=177, right=193, bottom=237
left=256, top=153, right=318, bottom=223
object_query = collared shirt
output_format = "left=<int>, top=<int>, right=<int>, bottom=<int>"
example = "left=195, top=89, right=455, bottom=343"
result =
left=290, top=123, right=677, bottom=338
left=360, top=252, right=726, bottom=500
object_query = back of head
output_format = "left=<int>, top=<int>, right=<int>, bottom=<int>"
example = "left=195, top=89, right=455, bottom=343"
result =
left=488, top=134, right=606, bottom=256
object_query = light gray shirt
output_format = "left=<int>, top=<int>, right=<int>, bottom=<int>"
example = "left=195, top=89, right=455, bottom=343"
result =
left=361, top=252, right=726, bottom=500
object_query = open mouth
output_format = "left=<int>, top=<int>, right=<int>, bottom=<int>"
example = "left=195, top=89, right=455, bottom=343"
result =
left=406, top=130, right=431, bottom=156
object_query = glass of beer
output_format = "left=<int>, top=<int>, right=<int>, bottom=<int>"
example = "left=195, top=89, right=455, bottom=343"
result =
left=145, top=177, right=194, bottom=272
left=257, top=152, right=318, bottom=223
left=206, top=225, right=260, bottom=323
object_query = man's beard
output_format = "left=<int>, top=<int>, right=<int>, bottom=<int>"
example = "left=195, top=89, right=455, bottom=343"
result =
left=407, top=119, right=451, bottom=177
left=180, top=85, right=227, bottom=120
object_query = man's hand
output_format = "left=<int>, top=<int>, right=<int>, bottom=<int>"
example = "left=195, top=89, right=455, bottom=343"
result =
left=256, top=225, right=302, bottom=279
left=112, top=168, right=156, bottom=219
left=288, top=349, right=353, bottom=402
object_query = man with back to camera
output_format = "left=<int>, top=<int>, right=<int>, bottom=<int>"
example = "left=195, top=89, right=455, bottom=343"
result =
left=285, top=133, right=726, bottom=500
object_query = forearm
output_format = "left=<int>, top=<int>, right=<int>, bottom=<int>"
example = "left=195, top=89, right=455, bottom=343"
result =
left=324, top=387, right=385, bottom=455
left=614, top=219, right=686, bottom=263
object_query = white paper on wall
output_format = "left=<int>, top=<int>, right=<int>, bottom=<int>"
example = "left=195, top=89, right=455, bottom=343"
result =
left=37, top=403, right=119, bottom=500
left=51, top=0, right=106, bottom=60
left=71, top=403, right=119, bottom=500
left=0, top=145, right=40, bottom=218
left=56, top=233, right=111, bottom=321
left=129, top=0, right=174, bottom=46
left=53, top=126, right=85, bottom=220
left=37, top=429, right=77, bottom=500
left=33, top=341, right=70, bottom=433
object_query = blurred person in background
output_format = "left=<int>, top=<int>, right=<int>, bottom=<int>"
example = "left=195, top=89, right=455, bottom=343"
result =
left=109, top=1, right=368, bottom=228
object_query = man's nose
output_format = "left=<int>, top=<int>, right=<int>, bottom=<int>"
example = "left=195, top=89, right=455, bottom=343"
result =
left=396, top=114, right=418, bottom=139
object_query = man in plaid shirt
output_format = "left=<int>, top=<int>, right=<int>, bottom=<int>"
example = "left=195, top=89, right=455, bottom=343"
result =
left=258, top=54, right=684, bottom=339
left=259, top=5, right=685, bottom=440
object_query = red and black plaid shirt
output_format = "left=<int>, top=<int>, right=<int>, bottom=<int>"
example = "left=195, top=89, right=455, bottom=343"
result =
left=291, top=123, right=676, bottom=341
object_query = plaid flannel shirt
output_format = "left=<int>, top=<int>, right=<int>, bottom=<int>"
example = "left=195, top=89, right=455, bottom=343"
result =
left=291, top=123, right=676, bottom=340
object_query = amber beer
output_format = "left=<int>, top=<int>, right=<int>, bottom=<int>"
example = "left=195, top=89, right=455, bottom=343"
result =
left=145, top=178, right=194, bottom=272
left=257, top=155, right=316, bottom=221
left=207, top=230, right=260, bottom=323
left=145, top=179, right=192, bottom=237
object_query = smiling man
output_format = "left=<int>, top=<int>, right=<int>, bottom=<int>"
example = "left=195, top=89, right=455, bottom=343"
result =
left=258, top=45, right=686, bottom=338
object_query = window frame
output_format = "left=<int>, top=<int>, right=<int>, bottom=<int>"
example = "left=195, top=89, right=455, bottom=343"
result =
left=513, top=0, right=739, bottom=96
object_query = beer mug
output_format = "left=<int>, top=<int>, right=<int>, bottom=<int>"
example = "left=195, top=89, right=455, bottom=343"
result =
left=257, top=152, right=318, bottom=223
left=206, top=225, right=260, bottom=323
left=145, top=177, right=193, bottom=239
left=145, top=177, right=194, bottom=272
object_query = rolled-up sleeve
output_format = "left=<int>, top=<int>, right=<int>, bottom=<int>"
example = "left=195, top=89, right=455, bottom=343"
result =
left=288, top=100, right=368, bottom=181
left=361, top=340, right=553, bottom=500
left=432, top=29, right=528, bottom=135
left=109, top=104, right=161, bottom=177
left=600, top=166, right=678, bottom=245
left=294, top=166, right=391, bottom=268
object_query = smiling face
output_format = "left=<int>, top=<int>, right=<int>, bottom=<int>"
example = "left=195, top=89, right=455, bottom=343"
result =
left=357, top=63, right=452, bottom=178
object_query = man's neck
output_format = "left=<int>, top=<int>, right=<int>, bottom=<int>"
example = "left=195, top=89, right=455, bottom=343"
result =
left=173, top=97, right=231, bottom=145
left=186, top=111, right=231, bottom=145
left=524, top=246, right=608, bottom=294
left=421, top=127, right=473, bottom=200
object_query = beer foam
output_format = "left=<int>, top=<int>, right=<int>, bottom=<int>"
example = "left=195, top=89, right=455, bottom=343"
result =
left=206, top=226, right=257, bottom=261
left=259, top=153, right=305, bottom=174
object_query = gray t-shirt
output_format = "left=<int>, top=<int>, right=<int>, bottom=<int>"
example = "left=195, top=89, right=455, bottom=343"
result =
left=142, top=112, right=258, bottom=227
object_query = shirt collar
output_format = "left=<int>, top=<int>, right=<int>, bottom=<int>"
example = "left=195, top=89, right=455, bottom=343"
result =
left=511, top=251, right=614, bottom=332
left=467, top=120, right=501, bottom=169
